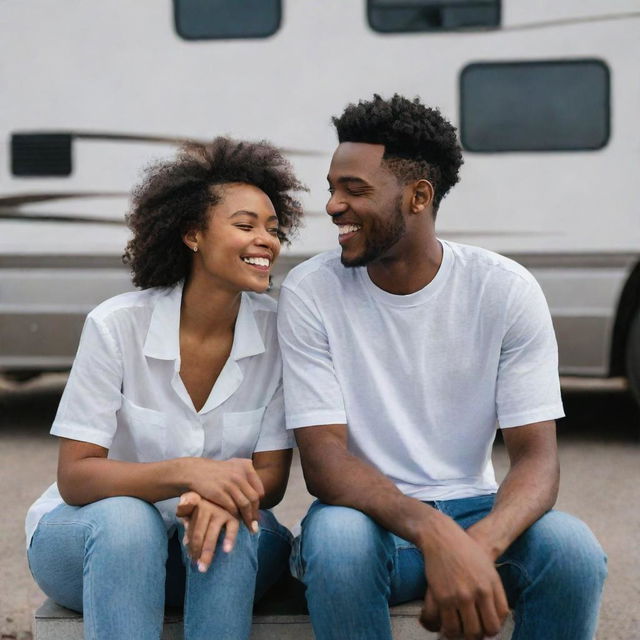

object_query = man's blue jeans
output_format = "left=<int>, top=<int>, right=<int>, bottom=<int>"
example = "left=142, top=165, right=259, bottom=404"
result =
left=292, top=495, right=607, bottom=640
left=28, top=496, right=292, bottom=640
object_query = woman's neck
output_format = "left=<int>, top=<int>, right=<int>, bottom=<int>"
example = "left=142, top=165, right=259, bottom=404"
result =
left=180, top=274, right=242, bottom=341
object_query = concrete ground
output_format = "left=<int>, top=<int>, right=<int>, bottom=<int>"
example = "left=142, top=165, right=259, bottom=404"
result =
left=1, top=375, right=638, bottom=639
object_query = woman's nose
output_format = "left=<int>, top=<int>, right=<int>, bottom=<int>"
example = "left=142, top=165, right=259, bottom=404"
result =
left=255, top=228, right=279, bottom=250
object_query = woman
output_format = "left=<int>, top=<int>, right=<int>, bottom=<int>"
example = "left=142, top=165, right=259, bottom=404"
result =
left=25, top=137, right=306, bottom=639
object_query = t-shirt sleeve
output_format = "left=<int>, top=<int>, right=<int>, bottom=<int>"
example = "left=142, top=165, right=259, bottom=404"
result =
left=277, top=285, right=347, bottom=429
left=253, top=381, right=294, bottom=452
left=50, top=314, right=123, bottom=448
left=496, top=278, right=565, bottom=428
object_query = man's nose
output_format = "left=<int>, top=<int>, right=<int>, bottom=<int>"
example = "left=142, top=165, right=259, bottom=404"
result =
left=326, top=193, right=348, bottom=217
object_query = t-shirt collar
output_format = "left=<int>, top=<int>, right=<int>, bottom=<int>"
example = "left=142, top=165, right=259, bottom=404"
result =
left=143, top=282, right=265, bottom=361
left=359, top=239, right=453, bottom=307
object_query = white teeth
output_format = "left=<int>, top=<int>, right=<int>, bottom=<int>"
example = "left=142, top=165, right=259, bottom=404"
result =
left=242, top=257, right=270, bottom=267
left=338, top=224, right=361, bottom=235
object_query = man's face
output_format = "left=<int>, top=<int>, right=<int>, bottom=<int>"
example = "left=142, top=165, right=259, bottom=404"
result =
left=326, top=143, right=407, bottom=267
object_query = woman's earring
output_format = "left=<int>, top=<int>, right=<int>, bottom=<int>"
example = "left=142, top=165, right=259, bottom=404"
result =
left=193, top=246, right=198, bottom=253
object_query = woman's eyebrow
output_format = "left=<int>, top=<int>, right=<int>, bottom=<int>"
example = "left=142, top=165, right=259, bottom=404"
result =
left=230, top=210, right=279, bottom=223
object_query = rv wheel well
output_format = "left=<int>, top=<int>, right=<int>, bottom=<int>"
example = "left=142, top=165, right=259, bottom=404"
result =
left=610, top=259, right=640, bottom=376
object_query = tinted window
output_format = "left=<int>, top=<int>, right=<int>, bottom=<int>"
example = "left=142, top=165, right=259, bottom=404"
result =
left=12, top=134, right=72, bottom=177
left=368, top=0, right=500, bottom=33
left=174, top=0, right=281, bottom=40
left=460, top=60, right=610, bottom=152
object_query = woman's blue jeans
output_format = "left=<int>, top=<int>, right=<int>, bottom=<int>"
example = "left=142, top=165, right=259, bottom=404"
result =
left=293, top=495, right=607, bottom=640
left=28, top=496, right=292, bottom=640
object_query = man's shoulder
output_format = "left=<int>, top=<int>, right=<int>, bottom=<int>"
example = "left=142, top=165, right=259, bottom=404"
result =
left=447, top=241, right=536, bottom=288
left=281, top=249, right=344, bottom=294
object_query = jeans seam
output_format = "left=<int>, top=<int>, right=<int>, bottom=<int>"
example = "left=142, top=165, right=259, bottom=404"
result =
left=184, top=560, right=193, bottom=638
left=495, top=558, right=532, bottom=636
left=291, top=534, right=304, bottom=581
left=495, top=558, right=532, bottom=586
left=80, top=521, right=99, bottom=640
left=259, top=525, right=293, bottom=546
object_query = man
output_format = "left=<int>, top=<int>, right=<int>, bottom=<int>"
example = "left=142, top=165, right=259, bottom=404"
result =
left=277, top=94, right=606, bottom=640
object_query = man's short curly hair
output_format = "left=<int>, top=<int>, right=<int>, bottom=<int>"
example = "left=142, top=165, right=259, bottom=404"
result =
left=123, top=137, right=306, bottom=289
left=332, top=94, right=463, bottom=212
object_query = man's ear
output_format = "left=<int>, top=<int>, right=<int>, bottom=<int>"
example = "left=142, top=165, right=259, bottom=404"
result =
left=411, top=179, right=434, bottom=213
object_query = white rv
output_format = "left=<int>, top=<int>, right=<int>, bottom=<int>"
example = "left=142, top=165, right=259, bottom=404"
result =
left=1, top=1, right=639, bottom=403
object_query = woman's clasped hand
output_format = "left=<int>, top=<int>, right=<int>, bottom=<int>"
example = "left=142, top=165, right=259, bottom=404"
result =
left=184, top=456, right=265, bottom=531
left=178, top=491, right=241, bottom=573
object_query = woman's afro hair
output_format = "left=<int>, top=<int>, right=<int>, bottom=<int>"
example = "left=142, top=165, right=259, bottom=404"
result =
left=123, top=137, right=306, bottom=289
left=332, top=94, right=463, bottom=211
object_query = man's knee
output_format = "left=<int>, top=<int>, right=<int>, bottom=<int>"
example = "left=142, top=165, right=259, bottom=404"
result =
left=300, top=503, right=393, bottom=582
left=515, top=510, right=607, bottom=590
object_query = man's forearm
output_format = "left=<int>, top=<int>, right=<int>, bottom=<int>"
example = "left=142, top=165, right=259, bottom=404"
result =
left=299, top=433, right=451, bottom=547
left=467, top=437, right=559, bottom=559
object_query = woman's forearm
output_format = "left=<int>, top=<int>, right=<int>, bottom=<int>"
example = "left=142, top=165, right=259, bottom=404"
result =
left=57, top=455, right=194, bottom=506
left=57, top=439, right=266, bottom=530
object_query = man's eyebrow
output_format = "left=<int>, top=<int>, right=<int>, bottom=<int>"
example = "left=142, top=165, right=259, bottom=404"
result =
left=230, top=210, right=279, bottom=223
left=326, top=176, right=372, bottom=187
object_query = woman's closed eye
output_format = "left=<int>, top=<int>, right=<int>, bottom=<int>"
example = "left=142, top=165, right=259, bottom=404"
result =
left=235, top=223, right=279, bottom=235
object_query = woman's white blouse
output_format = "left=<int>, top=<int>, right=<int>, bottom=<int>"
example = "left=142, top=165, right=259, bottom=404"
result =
left=25, top=283, right=292, bottom=546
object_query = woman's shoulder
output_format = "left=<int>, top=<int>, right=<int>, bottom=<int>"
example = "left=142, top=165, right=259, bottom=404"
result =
left=86, top=287, right=166, bottom=328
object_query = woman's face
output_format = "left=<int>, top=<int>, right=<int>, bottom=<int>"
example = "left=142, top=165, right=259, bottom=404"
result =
left=188, top=182, right=281, bottom=294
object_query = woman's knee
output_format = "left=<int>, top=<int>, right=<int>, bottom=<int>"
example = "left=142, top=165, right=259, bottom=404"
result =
left=84, top=496, right=167, bottom=556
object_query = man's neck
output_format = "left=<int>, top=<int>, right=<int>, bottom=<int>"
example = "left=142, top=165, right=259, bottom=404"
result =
left=366, top=235, right=443, bottom=295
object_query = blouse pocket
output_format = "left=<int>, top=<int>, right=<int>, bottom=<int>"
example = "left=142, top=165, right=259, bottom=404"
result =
left=222, top=406, right=266, bottom=459
left=115, top=395, right=168, bottom=463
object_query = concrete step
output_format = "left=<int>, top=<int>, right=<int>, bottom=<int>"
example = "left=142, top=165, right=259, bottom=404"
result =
left=35, top=585, right=515, bottom=639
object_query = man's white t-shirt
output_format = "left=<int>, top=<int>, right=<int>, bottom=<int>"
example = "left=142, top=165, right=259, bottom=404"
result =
left=25, top=282, right=291, bottom=547
left=277, top=240, right=564, bottom=502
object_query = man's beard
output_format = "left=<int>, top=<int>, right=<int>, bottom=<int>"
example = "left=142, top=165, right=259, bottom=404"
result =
left=341, top=196, right=406, bottom=268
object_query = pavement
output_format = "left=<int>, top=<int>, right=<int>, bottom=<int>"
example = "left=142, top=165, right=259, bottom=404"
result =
left=1, top=374, right=639, bottom=639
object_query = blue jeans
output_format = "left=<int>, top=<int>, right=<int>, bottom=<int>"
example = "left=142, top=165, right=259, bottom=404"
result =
left=28, top=496, right=292, bottom=640
left=293, top=495, right=607, bottom=640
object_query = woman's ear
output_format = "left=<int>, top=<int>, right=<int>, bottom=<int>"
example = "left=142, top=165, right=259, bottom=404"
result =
left=411, top=179, right=434, bottom=214
left=182, top=229, right=199, bottom=253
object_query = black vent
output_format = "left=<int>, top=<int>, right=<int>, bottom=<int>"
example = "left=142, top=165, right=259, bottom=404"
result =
left=11, top=133, right=73, bottom=176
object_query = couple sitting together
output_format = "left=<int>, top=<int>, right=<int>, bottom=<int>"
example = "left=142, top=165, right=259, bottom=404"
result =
left=26, top=95, right=606, bottom=640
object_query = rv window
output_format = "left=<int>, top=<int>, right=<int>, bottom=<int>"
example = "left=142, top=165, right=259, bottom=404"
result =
left=11, top=134, right=73, bottom=177
left=460, top=60, right=610, bottom=152
left=368, top=0, right=500, bottom=33
left=174, top=0, right=281, bottom=40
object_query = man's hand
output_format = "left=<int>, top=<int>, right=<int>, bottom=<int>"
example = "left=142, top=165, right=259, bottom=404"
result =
left=177, top=491, right=241, bottom=573
left=419, top=515, right=509, bottom=640
left=186, top=457, right=264, bottom=530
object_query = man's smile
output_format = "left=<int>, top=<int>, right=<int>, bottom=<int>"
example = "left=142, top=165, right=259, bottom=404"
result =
left=337, top=223, right=362, bottom=245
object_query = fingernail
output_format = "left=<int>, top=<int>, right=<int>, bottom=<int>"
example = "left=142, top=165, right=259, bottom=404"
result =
left=178, top=495, right=186, bottom=505
left=223, top=540, right=233, bottom=553
left=183, top=535, right=189, bottom=546
left=251, top=520, right=259, bottom=534
left=197, top=561, right=207, bottom=573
